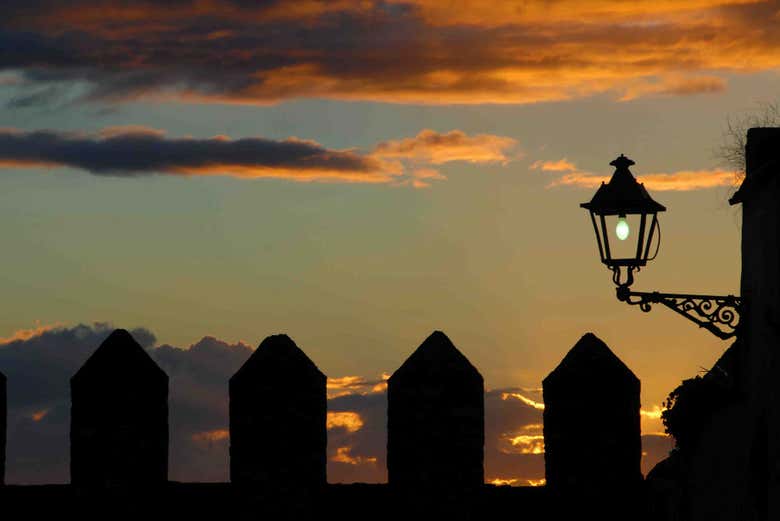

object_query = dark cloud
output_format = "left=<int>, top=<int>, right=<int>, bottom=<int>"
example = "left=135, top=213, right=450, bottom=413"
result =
left=328, top=391, right=388, bottom=483
left=152, top=336, right=253, bottom=482
left=484, top=388, right=545, bottom=483
left=0, top=128, right=392, bottom=182
left=0, top=1, right=775, bottom=105
left=0, top=325, right=255, bottom=483
left=0, top=322, right=155, bottom=483
left=0, top=127, right=520, bottom=185
left=0, top=322, right=153, bottom=412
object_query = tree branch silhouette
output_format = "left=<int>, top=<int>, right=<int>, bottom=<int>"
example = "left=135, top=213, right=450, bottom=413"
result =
left=719, top=101, right=780, bottom=178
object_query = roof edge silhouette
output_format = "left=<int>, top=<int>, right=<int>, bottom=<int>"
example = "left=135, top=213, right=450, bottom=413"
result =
left=543, top=332, right=638, bottom=387
left=389, top=330, right=482, bottom=383
left=230, top=333, right=325, bottom=383
left=71, top=328, right=166, bottom=383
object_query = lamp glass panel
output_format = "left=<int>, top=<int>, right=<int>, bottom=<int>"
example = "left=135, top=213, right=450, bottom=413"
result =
left=601, top=213, right=645, bottom=262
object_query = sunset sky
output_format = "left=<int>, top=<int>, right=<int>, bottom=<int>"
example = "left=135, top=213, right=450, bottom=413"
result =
left=0, top=0, right=775, bottom=486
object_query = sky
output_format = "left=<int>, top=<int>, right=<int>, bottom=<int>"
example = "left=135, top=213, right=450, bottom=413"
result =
left=0, top=0, right=777, bottom=486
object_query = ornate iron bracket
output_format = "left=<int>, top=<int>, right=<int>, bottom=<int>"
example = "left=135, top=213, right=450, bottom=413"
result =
left=611, top=267, right=741, bottom=340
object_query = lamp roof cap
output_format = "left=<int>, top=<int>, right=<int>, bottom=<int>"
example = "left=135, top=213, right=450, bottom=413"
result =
left=580, top=154, right=666, bottom=215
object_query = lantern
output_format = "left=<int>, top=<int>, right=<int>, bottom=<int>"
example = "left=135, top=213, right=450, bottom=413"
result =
left=580, top=155, right=666, bottom=284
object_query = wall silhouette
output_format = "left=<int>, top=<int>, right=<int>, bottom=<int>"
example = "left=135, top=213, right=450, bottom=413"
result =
left=387, top=330, right=484, bottom=491
left=229, top=334, right=327, bottom=490
left=70, top=328, right=168, bottom=487
left=0, top=325, right=652, bottom=518
left=543, top=333, right=641, bottom=490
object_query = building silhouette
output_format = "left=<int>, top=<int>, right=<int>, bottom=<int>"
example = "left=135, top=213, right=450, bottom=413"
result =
left=229, top=334, right=326, bottom=489
left=70, top=328, right=168, bottom=487
left=387, top=330, right=484, bottom=491
left=663, top=126, right=780, bottom=521
left=543, top=332, right=641, bottom=490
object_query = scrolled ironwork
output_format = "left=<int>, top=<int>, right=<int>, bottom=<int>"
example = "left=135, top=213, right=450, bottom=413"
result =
left=616, top=288, right=741, bottom=340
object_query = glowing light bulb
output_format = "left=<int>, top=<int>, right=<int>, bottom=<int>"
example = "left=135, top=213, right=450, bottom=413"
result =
left=616, top=215, right=630, bottom=241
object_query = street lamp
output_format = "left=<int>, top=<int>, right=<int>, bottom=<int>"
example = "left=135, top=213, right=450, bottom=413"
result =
left=581, top=155, right=741, bottom=340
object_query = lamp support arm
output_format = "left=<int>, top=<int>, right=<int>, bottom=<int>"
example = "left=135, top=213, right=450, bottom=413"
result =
left=615, top=285, right=741, bottom=340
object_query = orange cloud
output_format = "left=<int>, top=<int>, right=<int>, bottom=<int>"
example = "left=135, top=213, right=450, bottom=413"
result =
left=0, top=321, right=63, bottom=345
left=372, top=373, right=391, bottom=393
left=488, top=477, right=520, bottom=486
left=373, top=129, right=519, bottom=165
left=331, top=446, right=378, bottom=466
left=640, top=170, right=738, bottom=191
left=548, top=169, right=737, bottom=191
left=501, top=392, right=545, bottom=410
left=530, top=159, right=577, bottom=172
left=488, top=476, right=546, bottom=487
left=328, top=376, right=368, bottom=390
left=3, top=0, right=779, bottom=105
left=497, top=417, right=546, bottom=456
left=372, top=383, right=388, bottom=394
left=547, top=173, right=611, bottom=189
left=326, top=411, right=365, bottom=433
left=327, top=373, right=390, bottom=398
left=398, top=0, right=760, bottom=26
left=503, top=434, right=546, bottom=455
left=169, top=164, right=398, bottom=184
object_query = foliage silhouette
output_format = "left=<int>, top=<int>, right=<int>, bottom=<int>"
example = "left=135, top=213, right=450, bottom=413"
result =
left=662, top=368, right=735, bottom=452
